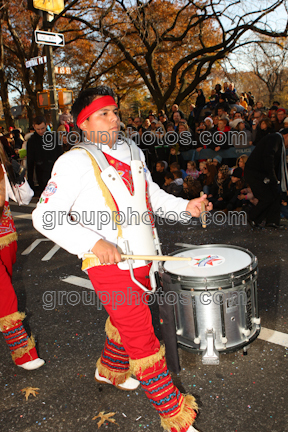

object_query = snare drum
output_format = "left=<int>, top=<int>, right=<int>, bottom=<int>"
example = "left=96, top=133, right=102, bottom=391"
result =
left=159, top=245, right=261, bottom=363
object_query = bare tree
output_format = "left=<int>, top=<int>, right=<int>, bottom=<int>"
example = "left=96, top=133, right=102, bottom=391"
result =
left=53, top=0, right=288, bottom=111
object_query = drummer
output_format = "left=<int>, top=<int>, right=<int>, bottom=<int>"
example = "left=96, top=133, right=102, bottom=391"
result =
left=32, top=86, right=212, bottom=432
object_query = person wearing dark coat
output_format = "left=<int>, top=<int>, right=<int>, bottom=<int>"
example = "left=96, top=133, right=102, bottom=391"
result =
left=244, top=130, right=288, bottom=228
left=27, top=116, right=63, bottom=195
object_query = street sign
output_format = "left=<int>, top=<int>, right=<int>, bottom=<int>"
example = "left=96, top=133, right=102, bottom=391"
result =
left=35, top=30, right=65, bottom=47
left=25, top=56, right=47, bottom=68
left=33, top=0, right=64, bottom=14
left=54, top=66, right=71, bottom=75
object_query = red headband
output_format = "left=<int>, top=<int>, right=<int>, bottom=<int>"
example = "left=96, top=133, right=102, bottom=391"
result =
left=76, top=96, right=118, bottom=128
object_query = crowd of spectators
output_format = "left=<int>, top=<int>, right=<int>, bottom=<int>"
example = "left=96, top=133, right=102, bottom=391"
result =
left=1, top=81, right=287, bottom=224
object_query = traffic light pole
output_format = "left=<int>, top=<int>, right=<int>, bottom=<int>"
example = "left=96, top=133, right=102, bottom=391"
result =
left=44, top=12, right=59, bottom=131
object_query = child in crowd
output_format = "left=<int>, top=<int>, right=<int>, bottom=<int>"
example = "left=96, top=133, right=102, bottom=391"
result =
left=162, top=171, right=183, bottom=197
left=212, top=155, right=222, bottom=171
left=152, top=161, right=167, bottom=187
left=182, top=176, right=202, bottom=200
left=225, top=167, right=245, bottom=211
left=186, top=161, right=199, bottom=179
left=208, top=164, right=230, bottom=209
left=199, top=162, right=218, bottom=195
left=168, top=145, right=185, bottom=169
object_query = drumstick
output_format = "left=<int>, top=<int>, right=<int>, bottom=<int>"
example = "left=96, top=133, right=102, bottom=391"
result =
left=200, top=191, right=207, bottom=229
left=83, top=253, right=192, bottom=262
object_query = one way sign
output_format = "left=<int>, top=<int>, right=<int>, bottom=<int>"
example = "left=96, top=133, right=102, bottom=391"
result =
left=35, top=30, right=65, bottom=47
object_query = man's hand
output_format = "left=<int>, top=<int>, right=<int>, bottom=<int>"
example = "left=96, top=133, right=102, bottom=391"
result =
left=186, top=194, right=213, bottom=218
left=92, top=239, right=122, bottom=265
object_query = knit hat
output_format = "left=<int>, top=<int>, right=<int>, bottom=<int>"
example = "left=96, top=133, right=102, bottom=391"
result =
left=213, top=155, right=222, bottom=164
left=232, top=167, right=243, bottom=179
left=283, top=117, right=288, bottom=124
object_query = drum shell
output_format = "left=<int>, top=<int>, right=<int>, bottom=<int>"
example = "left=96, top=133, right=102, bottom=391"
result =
left=159, top=245, right=260, bottom=353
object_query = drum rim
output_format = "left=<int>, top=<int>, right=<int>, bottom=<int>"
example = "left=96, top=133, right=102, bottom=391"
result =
left=161, top=244, right=257, bottom=281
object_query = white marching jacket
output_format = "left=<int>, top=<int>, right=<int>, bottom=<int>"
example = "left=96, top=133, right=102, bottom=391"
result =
left=32, top=141, right=190, bottom=269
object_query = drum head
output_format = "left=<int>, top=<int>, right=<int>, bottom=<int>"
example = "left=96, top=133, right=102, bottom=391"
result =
left=163, top=245, right=252, bottom=277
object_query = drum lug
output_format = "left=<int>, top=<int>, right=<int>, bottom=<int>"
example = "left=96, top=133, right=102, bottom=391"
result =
left=194, top=337, right=201, bottom=345
left=202, top=329, right=219, bottom=365
left=242, top=328, right=251, bottom=338
left=177, top=276, right=181, bottom=282
left=252, top=317, right=261, bottom=329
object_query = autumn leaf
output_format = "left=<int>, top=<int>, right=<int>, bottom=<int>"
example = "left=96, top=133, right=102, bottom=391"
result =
left=92, top=411, right=118, bottom=429
left=21, top=387, right=40, bottom=401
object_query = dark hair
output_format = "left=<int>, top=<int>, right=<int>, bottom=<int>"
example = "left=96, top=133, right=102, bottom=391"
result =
left=173, top=170, right=182, bottom=179
left=170, top=162, right=180, bottom=170
left=71, top=86, right=116, bottom=131
left=33, top=115, right=47, bottom=126
left=156, top=161, right=165, bottom=168
left=164, top=172, right=174, bottom=180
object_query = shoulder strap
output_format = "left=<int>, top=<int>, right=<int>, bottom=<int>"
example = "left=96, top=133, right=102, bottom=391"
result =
left=73, top=138, right=141, bottom=170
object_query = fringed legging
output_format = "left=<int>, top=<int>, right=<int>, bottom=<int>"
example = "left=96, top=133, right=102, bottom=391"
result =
left=0, top=241, right=38, bottom=365
left=88, top=264, right=198, bottom=432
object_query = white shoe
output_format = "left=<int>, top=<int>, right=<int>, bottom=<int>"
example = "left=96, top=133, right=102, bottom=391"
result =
left=94, top=368, right=140, bottom=391
left=187, top=426, right=200, bottom=432
left=18, top=358, right=45, bottom=370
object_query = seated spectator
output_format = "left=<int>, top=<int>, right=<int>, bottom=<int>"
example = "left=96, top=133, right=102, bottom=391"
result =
left=170, top=160, right=187, bottom=179
left=274, top=108, right=286, bottom=131
left=238, top=186, right=259, bottom=207
left=158, top=114, right=168, bottom=131
left=214, top=94, right=230, bottom=116
left=199, top=161, right=218, bottom=195
left=225, top=167, right=245, bottom=211
left=253, top=118, right=273, bottom=146
left=235, top=155, right=248, bottom=175
left=168, top=146, right=185, bottom=169
left=142, top=118, right=151, bottom=131
left=169, top=104, right=185, bottom=121
left=212, top=155, right=222, bottom=170
left=204, top=117, right=214, bottom=130
left=162, top=171, right=183, bottom=197
left=231, top=119, right=252, bottom=148
left=152, top=161, right=167, bottom=187
left=186, top=161, right=199, bottom=179
left=178, top=122, right=193, bottom=151
left=208, top=164, right=230, bottom=209
left=214, top=117, right=231, bottom=151
left=182, top=176, right=202, bottom=200
left=172, top=111, right=182, bottom=132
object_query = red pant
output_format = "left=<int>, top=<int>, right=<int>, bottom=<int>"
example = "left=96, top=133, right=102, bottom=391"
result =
left=0, top=241, right=18, bottom=319
left=88, top=264, right=160, bottom=360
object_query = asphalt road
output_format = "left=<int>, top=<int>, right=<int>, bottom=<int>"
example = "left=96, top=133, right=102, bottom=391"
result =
left=0, top=201, right=287, bottom=432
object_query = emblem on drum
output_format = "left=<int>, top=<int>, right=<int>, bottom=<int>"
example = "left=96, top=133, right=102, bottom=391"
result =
left=192, top=255, right=225, bottom=267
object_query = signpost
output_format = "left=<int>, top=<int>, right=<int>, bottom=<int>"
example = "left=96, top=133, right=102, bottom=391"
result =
left=35, top=30, right=65, bottom=47
left=25, top=56, right=47, bottom=68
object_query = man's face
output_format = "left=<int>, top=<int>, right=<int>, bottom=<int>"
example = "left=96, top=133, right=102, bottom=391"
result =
left=173, top=112, right=181, bottom=123
left=218, top=108, right=224, bottom=116
left=234, top=113, right=242, bottom=119
left=134, top=117, right=141, bottom=126
left=277, top=111, right=286, bottom=122
left=156, top=163, right=164, bottom=172
left=218, top=120, right=225, bottom=131
left=80, top=101, right=120, bottom=147
left=34, top=122, right=47, bottom=137
left=254, top=112, right=262, bottom=121
left=172, top=104, right=178, bottom=112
